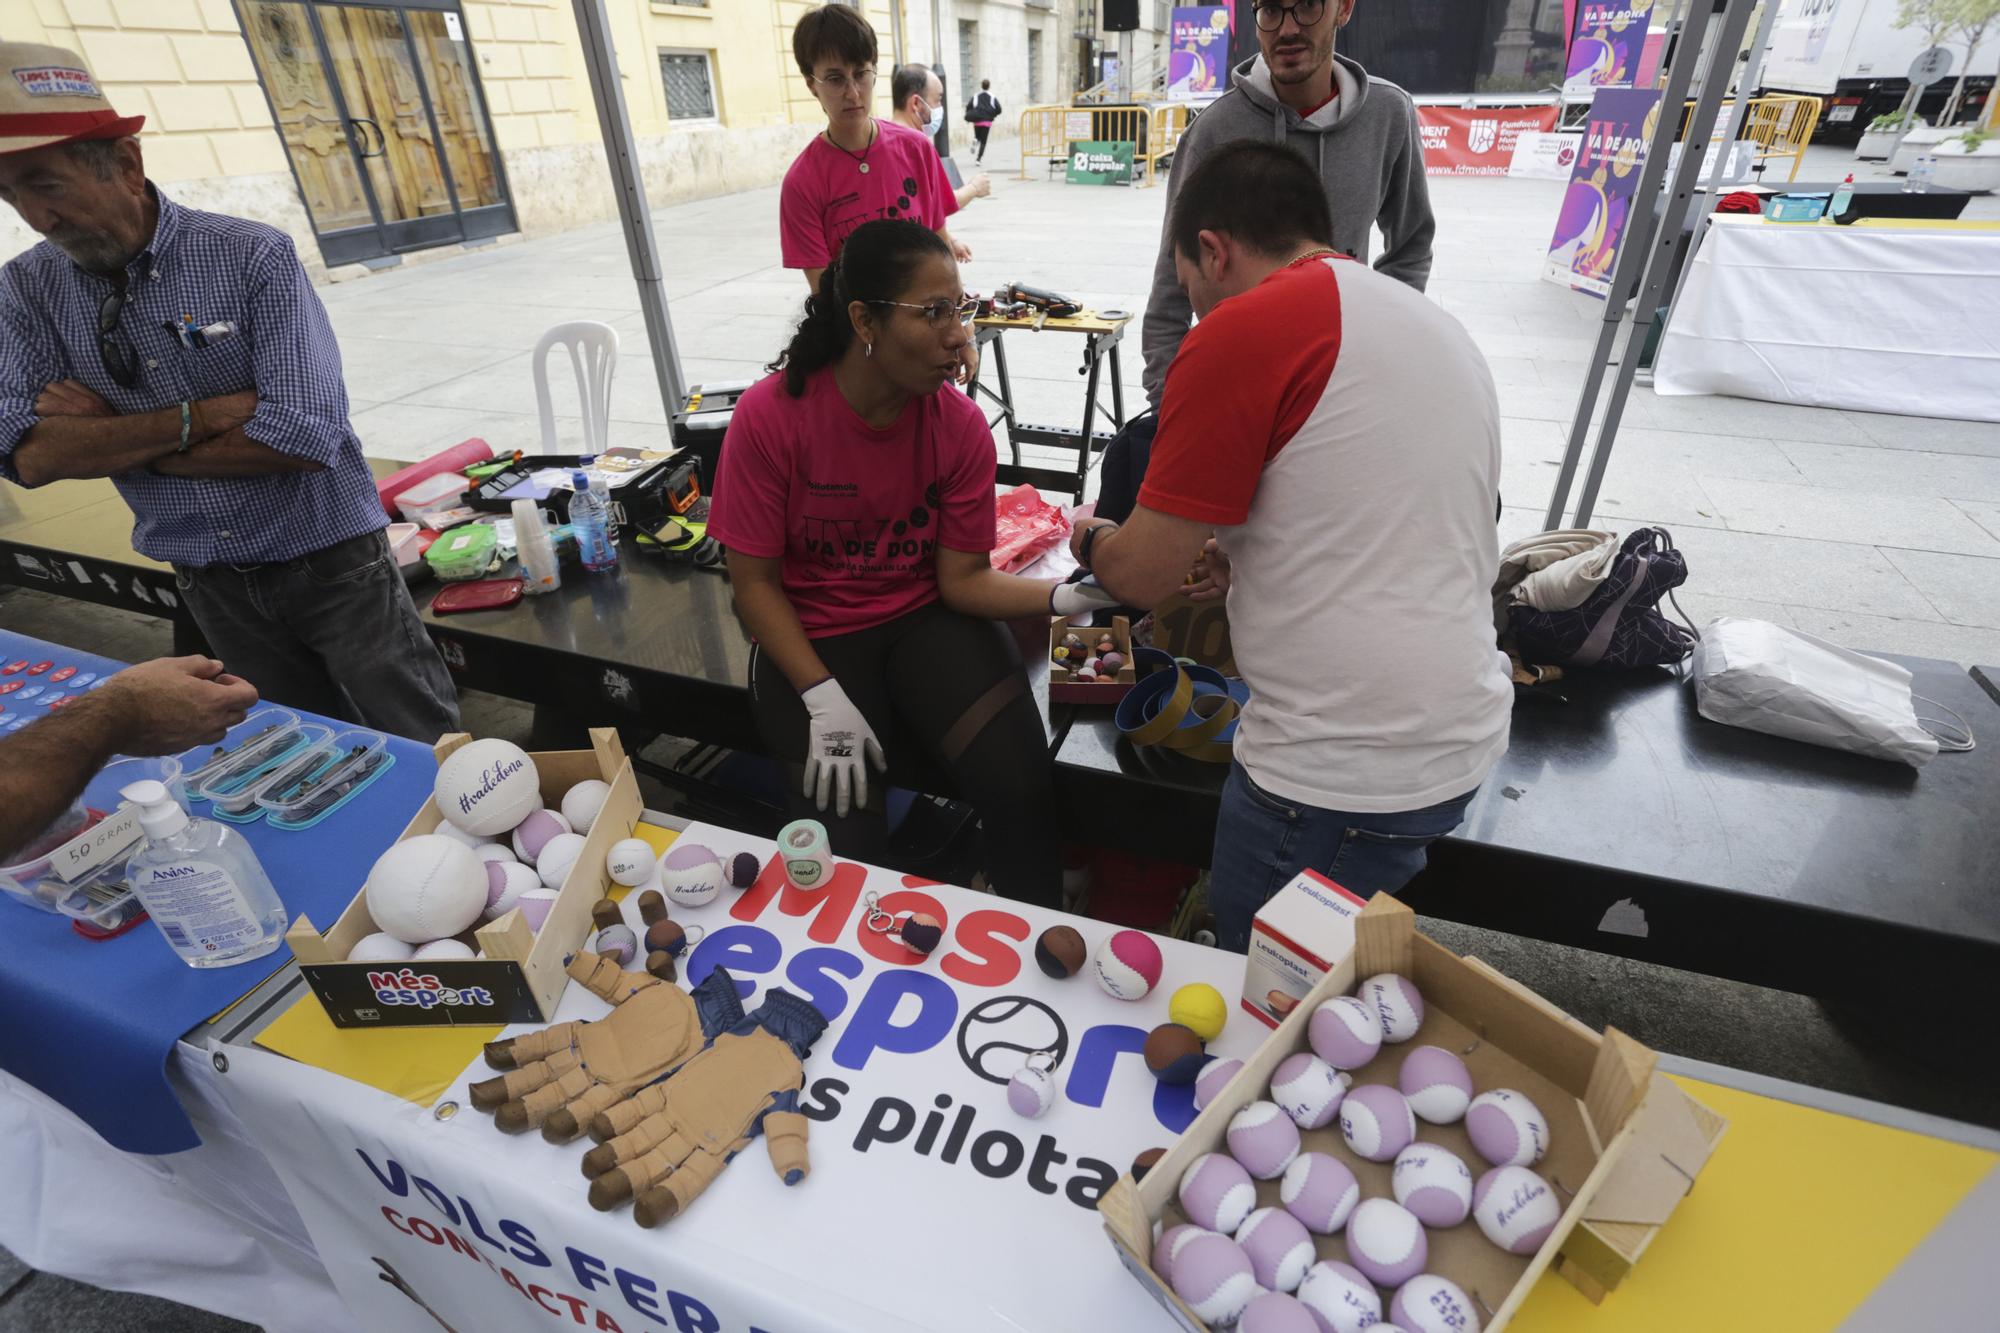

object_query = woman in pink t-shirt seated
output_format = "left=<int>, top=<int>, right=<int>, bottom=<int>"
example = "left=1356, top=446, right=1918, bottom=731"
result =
left=708, top=220, right=1115, bottom=906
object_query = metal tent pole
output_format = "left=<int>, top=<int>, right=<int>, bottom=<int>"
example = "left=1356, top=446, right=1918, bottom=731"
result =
left=1541, top=0, right=1759, bottom=530
left=571, top=0, right=687, bottom=415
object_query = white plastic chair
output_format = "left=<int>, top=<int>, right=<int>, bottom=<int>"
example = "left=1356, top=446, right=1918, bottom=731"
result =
left=532, top=321, right=619, bottom=456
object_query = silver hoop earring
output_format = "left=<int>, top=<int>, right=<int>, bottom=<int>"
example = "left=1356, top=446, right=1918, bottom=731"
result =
left=864, top=341, right=874, bottom=358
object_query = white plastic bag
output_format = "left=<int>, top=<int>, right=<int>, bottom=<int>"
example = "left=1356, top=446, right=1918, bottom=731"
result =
left=1691, top=617, right=1940, bottom=767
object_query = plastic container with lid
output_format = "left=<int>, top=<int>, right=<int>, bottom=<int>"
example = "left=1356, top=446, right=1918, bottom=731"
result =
left=257, top=727, right=394, bottom=830
left=189, top=709, right=314, bottom=809
left=425, top=522, right=500, bottom=581
left=206, top=722, right=334, bottom=822
left=394, top=472, right=470, bottom=525
left=0, top=754, right=185, bottom=937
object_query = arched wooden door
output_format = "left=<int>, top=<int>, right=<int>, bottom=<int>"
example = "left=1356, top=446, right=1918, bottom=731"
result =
left=238, top=0, right=514, bottom=264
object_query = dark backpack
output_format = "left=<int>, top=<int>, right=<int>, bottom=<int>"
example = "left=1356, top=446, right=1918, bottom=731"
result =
left=1509, top=527, right=1696, bottom=669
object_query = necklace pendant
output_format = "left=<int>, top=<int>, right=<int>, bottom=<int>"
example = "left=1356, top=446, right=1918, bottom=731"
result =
left=858, top=161, right=870, bottom=174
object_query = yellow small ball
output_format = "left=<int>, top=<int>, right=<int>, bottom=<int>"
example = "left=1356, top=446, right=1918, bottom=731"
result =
left=1169, top=982, right=1227, bottom=1042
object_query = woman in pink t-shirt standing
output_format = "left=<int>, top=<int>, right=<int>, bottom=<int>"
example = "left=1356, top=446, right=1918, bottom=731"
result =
left=708, top=221, right=1115, bottom=906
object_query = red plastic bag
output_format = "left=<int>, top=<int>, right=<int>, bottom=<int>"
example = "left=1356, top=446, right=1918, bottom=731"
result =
left=991, top=484, right=1071, bottom=574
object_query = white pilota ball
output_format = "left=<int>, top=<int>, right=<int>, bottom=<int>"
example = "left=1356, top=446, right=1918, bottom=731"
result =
left=364, top=835, right=487, bottom=945
left=433, top=738, right=540, bottom=837
left=606, top=837, right=657, bottom=887
left=535, top=831, right=588, bottom=890
left=560, top=778, right=611, bottom=834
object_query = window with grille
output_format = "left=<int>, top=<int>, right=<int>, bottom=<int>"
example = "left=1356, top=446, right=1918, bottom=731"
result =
left=659, top=50, right=716, bottom=121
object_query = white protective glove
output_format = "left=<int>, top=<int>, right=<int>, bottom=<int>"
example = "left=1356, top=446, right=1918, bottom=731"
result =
left=799, top=678, right=886, bottom=818
left=1050, top=576, right=1122, bottom=618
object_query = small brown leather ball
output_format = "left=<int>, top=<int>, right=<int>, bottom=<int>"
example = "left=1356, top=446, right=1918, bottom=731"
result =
left=1035, top=925, right=1087, bottom=979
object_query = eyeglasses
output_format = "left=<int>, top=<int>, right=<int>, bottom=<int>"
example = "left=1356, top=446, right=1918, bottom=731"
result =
left=96, top=284, right=140, bottom=390
left=869, top=296, right=979, bottom=330
left=1254, top=0, right=1327, bottom=30
left=810, top=67, right=878, bottom=94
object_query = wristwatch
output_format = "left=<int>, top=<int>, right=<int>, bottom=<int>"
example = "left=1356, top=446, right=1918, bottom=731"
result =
left=1079, top=520, right=1115, bottom=570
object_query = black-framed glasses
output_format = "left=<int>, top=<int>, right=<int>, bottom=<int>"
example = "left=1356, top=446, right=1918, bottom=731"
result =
left=869, top=296, right=979, bottom=330
left=96, top=284, right=140, bottom=389
left=1254, top=0, right=1327, bottom=30
left=809, top=66, right=878, bottom=94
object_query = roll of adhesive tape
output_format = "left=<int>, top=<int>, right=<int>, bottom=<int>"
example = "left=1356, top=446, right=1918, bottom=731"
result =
left=777, top=818, right=832, bottom=891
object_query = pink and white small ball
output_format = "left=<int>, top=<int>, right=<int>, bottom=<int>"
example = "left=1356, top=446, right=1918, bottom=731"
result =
left=1473, top=1164, right=1561, bottom=1255
left=1361, top=971, right=1425, bottom=1042
left=1226, top=1100, right=1301, bottom=1179
left=1392, top=1142, right=1474, bottom=1228
left=1193, top=1057, right=1244, bottom=1111
left=1168, top=1232, right=1259, bottom=1325
left=509, top=807, right=571, bottom=863
left=1295, top=1260, right=1382, bottom=1333
left=1346, top=1197, right=1429, bottom=1288
left=1339, top=1083, right=1416, bottom=1162
left=1308, top=995, right=1382, bottom=1070
left=1399, top=1045, right=1474, bottom=1124
left=1092, top=930, right=1163, bottom=1001
left=1237, top=1292, right=1322, bottom=1333
left=1270, top=1050, right=1349, bottom=1129
left=1391, top=1274, right=1483, bottom=1333
left=1178, top=1151, right=1257, bottom=1234
left=660, top=843, right=726, bottom=908
left=1466, top=1088, right=1550, bottom=1167
left=1150, top=1223, right=1211, bottom=1286
left=1280, top=1151, right=1359, bottom=1234
left=1234, top=1207, right=1314, bottom=1293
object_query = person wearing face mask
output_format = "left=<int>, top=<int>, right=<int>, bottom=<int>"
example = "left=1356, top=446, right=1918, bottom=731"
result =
left=708, top=220, right=1116, bottom=907
left=890, top=63, right=991, bottom=264
left=0, top=44, right=459, bottom=742
left=779, top=6, right=960, bottom=297
left=1139, top=0, right=1435, bottom=410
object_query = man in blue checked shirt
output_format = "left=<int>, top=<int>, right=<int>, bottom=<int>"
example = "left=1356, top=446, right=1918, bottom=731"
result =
left=0, top=45, right=457, bottom=740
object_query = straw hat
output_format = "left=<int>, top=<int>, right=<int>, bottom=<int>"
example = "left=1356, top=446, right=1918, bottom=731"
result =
left=0, top=43, right=145, bottom=157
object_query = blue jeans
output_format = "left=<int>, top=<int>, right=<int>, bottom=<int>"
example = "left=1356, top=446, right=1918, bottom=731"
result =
left=1209, top=763, right=1477, bottom=953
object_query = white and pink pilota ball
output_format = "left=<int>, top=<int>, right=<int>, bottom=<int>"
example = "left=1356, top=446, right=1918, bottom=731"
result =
left=606, top=838, right=657, bottom=888
left=472, top=842, right=516, bottom=864
left=1473, top=1164, right=1561, bottom=1256
left=560, top=778, right=611, bottom=835
left=1237, top=1291, right=1322, bottom=1333
left=1360, top=971, right=1425, bottom=1043
left=1234, top=1207, right=1315, bottom=1293
left=1092, top=929, right=1163, bottom=1001
left=1392, top=1142, right=1475, bottom=1228
left=1151, top=1223, right=1210, bottom=1286
left=1280, top=1151, right=1360, bottom=1234
left=1178, top=1151, right=1257, bottom=1234
left=1226, top=1100, right=1302, bottom=1179
left=1347, top=1197, right=1429, bottom=1288
left=1339, top=1083, right=1417, bottom=1162
left=1399, top=1045, right=1475, bottom=1124
left=1270, top=1050, right=1351, bottom=1129
left=433, top=738, right=541, bottom=837
left=1296, top=1260, right=1383, bottom=1333
left=1007, top=1065, right=1057, bottom=1119
left=660, top=843, right=725, bottom=909
left=535, top=831, right=587, bottom=890
left=1193, top=1057, right=1244, bottom=1111
left=1309, top=995, right=1383, bottom=1070
left=1391, top=1274, right=1484, bottom=1333
left=1466, top=1088, right=1550, bottom=1167
left=515, top=888, right=560, bottom=933
left=483, top=859, right=541, bottom=922
left=510, top=807, right=571, bottom=863
left=1169, top=1232, right=1259, bottom=1326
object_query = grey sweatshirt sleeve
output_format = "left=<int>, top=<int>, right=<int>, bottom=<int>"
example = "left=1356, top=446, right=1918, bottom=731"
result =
left=1373, top=92, right=1436, bottom=292
left=1140, top=120, right=1210, bottom=408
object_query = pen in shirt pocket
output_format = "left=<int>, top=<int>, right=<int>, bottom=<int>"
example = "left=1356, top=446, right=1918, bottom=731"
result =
left=162, top=314, right=238, bottom=350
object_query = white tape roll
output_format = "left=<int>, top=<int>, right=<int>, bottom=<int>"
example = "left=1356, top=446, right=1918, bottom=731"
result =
left=777, top=818, right=832, bottom=890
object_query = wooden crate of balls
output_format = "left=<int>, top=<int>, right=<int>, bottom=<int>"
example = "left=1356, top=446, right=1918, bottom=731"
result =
left=1099, top=893, right=1658, bottom=1333
left=1050, top=615, right=1137, bottom=703
left=286, top=729, right=641, bottom=1028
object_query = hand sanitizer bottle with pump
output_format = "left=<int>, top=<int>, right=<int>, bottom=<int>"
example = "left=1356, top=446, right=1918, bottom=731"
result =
left=121, top=780, right=288, bottom=968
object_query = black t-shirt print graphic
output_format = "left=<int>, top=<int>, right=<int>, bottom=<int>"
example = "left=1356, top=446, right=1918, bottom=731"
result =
left=800, top=483, right=943, bottom=585
left=828, top=174, right=927, bottom=249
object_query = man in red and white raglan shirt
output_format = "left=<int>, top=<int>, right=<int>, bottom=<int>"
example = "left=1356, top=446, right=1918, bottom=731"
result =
left=1071, top=143, right=1512, bottom=951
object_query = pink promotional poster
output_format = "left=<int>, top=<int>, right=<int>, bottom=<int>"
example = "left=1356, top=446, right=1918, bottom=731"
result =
left=1544, top=87, right=1662, bottom=297
left=1168, top=6, right=1232, bottom=102
left=1564, top=0, right=1658, bottom=95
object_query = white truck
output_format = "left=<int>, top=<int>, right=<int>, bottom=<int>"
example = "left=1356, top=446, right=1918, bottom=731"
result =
left=1758, top=0, right=1996, bottom=140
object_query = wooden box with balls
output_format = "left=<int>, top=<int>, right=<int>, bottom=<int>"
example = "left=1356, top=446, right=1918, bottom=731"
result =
left=1049, top=615, right=1138, bottom=703
left=1098, top=893, right=1663, bottom=1333
left=286, top=729, right=641, bottom=1028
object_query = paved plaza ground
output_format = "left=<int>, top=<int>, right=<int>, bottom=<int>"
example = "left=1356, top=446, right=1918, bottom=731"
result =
left=316, top=138, right=2000, bottom=667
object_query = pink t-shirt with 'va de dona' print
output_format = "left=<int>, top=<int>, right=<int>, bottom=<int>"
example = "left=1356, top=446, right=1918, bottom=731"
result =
left=780, top=119, right=958, bottom=270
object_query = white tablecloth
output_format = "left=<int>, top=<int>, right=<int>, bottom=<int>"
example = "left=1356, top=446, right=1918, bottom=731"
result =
left=1654, top=216, right=2000, bottom=423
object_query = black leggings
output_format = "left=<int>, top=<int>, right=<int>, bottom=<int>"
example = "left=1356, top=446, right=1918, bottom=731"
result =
left=973, top=124, right=991, bottom=159
left=750, top=601, right=1059, bottom=906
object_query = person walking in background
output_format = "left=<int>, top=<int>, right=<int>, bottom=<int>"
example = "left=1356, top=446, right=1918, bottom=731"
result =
left=1139, top=0, right=1435, bottom=410
left=890, top=62, right=990, bottom=263
left=966, top=80, right=1002, bottom=164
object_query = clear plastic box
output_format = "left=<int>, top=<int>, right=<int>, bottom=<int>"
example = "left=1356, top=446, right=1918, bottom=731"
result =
left=207, top=722, right=333, bottom=821
left=257, top=727, right=392, bottom=829
left=0, top=754, right=186, bottom=936
left=186, top=708, right=307, bottom=807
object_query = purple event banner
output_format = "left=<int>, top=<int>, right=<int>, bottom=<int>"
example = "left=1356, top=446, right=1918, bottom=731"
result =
left=1545, top=87, right=1663, bottom=298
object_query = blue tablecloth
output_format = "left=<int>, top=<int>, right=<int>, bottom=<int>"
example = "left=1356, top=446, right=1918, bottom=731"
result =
left=0, top=630, right=433, bottom=1153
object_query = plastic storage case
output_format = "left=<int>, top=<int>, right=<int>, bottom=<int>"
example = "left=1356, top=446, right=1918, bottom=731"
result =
left=207, top=723, right=332, bottom=822
left=257, top=728, right=394, bottom=830
left=0, top=755, right=189, bottom=936
left=425, top=523, right=499, bottom=581
left=190, top=709, right=315, bottom=811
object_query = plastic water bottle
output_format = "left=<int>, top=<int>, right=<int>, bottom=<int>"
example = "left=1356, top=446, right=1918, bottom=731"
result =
left=569, top=468, right=619, bottom=573
left=1828, top=173, right=1855, bottom=222
left=511, top=498, right=561, bottom=595
left=1906, top=155, right=1935, bottom=193
left=120, top=780, right=287, bottom=968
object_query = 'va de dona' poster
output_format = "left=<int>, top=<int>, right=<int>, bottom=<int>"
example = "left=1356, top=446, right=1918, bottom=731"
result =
left=1168, top=7, right=1232, bottom=102
left=1563, top=0, right=1655, bottom=95
left=1544, top=87, right=1661, bottom=298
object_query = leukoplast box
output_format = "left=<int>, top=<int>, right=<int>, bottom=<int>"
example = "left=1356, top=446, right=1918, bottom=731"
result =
left=1242, top=867, right=1366, bottom=1029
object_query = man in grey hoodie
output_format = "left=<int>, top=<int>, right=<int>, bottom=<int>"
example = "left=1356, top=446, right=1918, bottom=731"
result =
left=1141, top=0, right=1435, bottom=406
